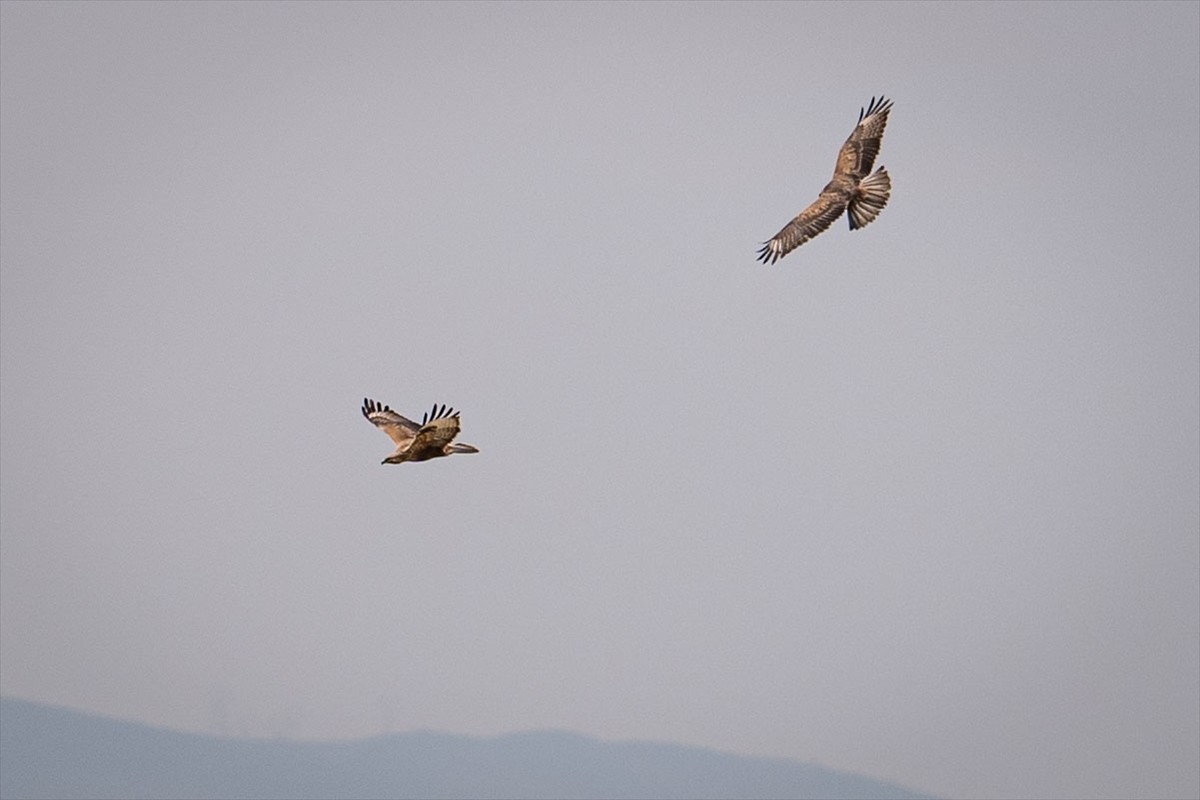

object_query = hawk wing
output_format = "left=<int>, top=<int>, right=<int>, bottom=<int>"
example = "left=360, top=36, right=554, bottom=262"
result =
left=756, top=192, right=849, bottom=264
left=407, top=403, right=462, bottom=458
left=362, top=397, right=420, bottom=448
left=834, top=96, right=892, bottom=180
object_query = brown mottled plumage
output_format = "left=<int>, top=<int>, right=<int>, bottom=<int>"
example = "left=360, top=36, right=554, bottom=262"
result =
left=361, top=398, right=479, bottom=465
left=758, top=97, right=893, bottom=264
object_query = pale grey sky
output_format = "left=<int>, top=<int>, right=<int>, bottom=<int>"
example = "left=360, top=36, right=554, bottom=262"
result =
left=1, top=2, right=1197, bottom=799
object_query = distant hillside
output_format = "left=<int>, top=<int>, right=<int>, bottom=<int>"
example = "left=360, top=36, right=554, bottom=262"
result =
left=0, top=697, right=933, bottom=800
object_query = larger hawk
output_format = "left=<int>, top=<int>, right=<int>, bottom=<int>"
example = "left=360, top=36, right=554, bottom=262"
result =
left=361, top=398, right=479, bottom=465
left=757, top=96, right=893, bottom=263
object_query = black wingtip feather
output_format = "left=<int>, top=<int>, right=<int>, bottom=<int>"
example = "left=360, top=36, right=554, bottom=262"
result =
left=859, top=95, right=892, bottom=124
left=756, top=242, right=780, bottom=265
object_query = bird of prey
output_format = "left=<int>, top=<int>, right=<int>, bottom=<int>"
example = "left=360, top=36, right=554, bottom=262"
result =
left=757, top=96, right=893, bottom=264
left=361, top=397, right=479, bottom=465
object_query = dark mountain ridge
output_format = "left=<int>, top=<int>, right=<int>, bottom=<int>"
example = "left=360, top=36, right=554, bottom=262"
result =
left=0, top=697, right=933, bottom=799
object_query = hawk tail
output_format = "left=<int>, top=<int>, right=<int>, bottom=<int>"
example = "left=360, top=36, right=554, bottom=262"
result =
left=847, top=167, right=891, bottom=230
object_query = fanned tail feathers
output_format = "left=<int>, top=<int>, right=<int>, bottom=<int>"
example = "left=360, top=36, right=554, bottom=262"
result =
left=847, top=167, right=890, bottom=230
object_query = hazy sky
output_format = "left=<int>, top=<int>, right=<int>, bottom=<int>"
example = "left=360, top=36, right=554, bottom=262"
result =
left=2, top=2, right=1197, bottom=799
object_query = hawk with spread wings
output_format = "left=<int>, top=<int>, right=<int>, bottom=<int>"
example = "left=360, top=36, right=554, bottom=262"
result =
left=757, top=96, right=893, bottom=264
left=361, top=398, right=479, bottom=465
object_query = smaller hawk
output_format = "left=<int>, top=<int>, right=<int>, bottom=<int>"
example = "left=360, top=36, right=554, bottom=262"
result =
left=361, top=397, right=479, bottom=465
left=757, top=96, right=893, bottom=264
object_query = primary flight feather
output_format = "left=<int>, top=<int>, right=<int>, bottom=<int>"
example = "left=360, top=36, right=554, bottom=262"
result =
left=757, top=96, right=893, bottom=264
